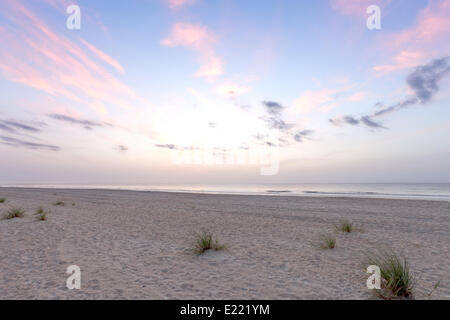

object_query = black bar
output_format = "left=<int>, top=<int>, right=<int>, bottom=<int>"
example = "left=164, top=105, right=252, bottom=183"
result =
left=0, top=300, right=447, bottom=318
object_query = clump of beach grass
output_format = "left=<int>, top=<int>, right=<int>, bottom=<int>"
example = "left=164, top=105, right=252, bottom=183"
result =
left=0, top=198, right=6, bottom=203
left=192, top=230, right=226, bottom=255
left=319, top=234, right=336, bottom=249
left=365, top=249, right=415, bottom=298
left=36, top=207, right=47, bottom=221
left=335, top=219, right=355, bottom=233
left=3, top=208, right=25, bottom=220
left=53, top=201, right=65, bottom=206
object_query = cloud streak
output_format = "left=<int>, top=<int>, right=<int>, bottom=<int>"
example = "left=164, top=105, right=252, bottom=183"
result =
left=293, top=130, right=314, bottom=142
left=292, top=87, right=351, bottom=114
left=48, top=114, right=112, bottom=130
left=329, top=115, right=385, bottom=129
left=373, top=0, right=450, bottom=73
left=0, top=135, right=60, bottom=151
left=0, top=0, right=137, bottom=114
left=0, top=119, right=41, bottom=133
left=330, top=56, right=450, bottom=130
left=0, top=122, right=15, bottom=133
left=80, top=39, right=125, bottom=74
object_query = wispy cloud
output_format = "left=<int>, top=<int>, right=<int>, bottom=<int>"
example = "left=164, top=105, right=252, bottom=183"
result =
left=0, top=119, right=41, bottom=133
left=0, top=135, right=60, bottom=151
left=373, top=55, right=450, bottom=116
left=261, top=101, right=292, bottom=133
left=329, top=115, right=385, bottom=129
left=0, top=0, right=137, bottom=114
left=372, top=98, right=419, bottom=118
left=292, top=88, right=349, bottom=113
left=80, top=39, right=125, bottom=74
left=373, top=51, right=425, bottom=73
left=373, top=0, right=450, bottom=73
left=331, top=56, right=450, bottom=129
left=48, top=114, right=112, bottom=130
left=0, top=122, right=15, bottom=133
left=161, top=23, right=224, bottom=80
left=360, top=116, right=385, bottom=128
left=346, top=91, right=370, bottom=102
left=388, top=0, right=450, bottom=48
left=261, top=101, right=314, bottom=145
left=293, top=130, right=314, bottom=142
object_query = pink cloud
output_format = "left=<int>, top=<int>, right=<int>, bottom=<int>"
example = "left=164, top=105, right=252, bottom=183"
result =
left=292, top=85, right=363, bottom=113
left=166, top=0, right=197, bottom=9
left=80, top=39, right=125, bottom=74
left=0, top=0, right=137, bottom=113
left=161, top=23, right=216, bottom=49
left=373, top=0, right=450, bottom=73
left=292, top=88, right=344, bottom=113
left=347, top=91, right=370, bottom=102
left=389, top=0, right=450, bottom=48
left=330, top=0, right=391, bottom=17
left=373, top=51, right=425, bottom=73
left=162, top=23, right=224, bottom=80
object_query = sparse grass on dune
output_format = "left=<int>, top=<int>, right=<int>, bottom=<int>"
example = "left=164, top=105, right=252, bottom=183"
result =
left=193, top=230, right=226, bottom=255
left=53, top=201, right=65, bottom=206
left=36, top=207, right=47, bottom=221
left=318, top=234, right=336, bottom=250
left=335, top=219, right=355, bottom=233
left=365, top=249, right=415, bottom=298
left=3, top=208, right=25, bottom=220
left=0, top=198, right=6, bottom=203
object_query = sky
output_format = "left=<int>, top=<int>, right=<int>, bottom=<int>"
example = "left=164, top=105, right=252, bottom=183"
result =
left=0, top=0, right=450, bottom=185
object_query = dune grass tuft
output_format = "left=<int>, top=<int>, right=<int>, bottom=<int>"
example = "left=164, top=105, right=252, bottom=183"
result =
left=193, top=230, right=226, bottom=255
left=365, top=249, right=415, bottom=298
left=0, top=198, right=6, bottom=203
left=319, top=234, right=336, bottom=249
left=36, top=207, right=47, bottom=221
left=3, top=208, right=25, bottom=220
left=336, top=220, right=355, bottom=233
left=53, top=201, right=65, bottom=206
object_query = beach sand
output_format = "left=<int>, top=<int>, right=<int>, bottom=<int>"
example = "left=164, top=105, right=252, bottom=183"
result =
left=0, top=187, right=448, bottom=299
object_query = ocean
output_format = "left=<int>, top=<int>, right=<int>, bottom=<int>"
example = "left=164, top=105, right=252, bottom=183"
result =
left=2, top=183, right=450, bottom=201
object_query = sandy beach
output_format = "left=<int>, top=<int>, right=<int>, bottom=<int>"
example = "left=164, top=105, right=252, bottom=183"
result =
left=0, top=187, right=448, bottom=300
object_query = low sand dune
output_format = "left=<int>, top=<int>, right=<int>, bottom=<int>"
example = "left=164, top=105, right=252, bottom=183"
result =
left=0, top=187, right=448, bottom=299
